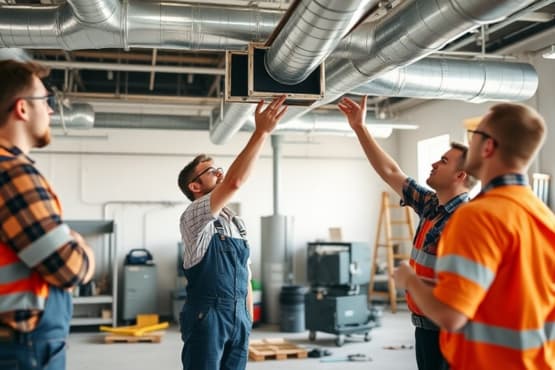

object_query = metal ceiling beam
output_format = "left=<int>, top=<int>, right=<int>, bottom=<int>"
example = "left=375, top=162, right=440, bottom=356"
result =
left=35, top=50, right=221, bottom=65
left=38, top=60, right=225, bottom=75
left=65, top=92, right=221, bottom=105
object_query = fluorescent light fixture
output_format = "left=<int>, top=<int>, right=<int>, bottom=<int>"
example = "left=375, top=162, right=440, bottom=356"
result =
left=541, top=45, right=555, bottom=60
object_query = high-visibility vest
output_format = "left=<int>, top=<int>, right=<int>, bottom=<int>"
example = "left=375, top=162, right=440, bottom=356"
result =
left=0, top=243, right=49, bottom=313
left=435, top=186, right=555, bottom=369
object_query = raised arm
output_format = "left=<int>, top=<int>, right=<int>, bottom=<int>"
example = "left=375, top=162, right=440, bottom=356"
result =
left=210, top=95, right=288, bottom=214
left=338, top=96, right=407, bottom=197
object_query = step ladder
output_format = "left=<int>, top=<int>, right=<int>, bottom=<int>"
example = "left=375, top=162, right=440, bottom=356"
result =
left=369, top=192, right=415, bottom=313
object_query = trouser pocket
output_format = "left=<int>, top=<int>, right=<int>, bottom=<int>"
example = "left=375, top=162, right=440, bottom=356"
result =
left=37, top=338, right=67, bottom=369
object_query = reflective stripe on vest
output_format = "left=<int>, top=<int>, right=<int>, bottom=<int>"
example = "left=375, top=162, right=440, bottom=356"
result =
left=461, top=321, right=555, bottom=350
left=436, top=254, right=495, bottom=290
left=18, top=224, right=73, bottom=268
left=410, top=247, right=437, bottom=270
left=0, top=225, right=68, bottom=313
left=0, top=261, right=30, bottom=284
left=0, top=291, right=46, bottom=312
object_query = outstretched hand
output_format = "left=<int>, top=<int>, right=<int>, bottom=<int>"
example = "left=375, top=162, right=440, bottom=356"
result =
left=338, top=95, right=367, bottom=131
left=254, top=95, right=288, bottom=135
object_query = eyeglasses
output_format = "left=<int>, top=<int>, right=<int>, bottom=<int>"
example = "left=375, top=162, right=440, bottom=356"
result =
left=190, top=167, right=223, bottom=184
left=9, top=94, right=57, bottom=112
left=467, top=129, right=498, bottom=147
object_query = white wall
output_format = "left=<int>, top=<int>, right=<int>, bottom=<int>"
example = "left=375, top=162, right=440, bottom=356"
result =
left=397, top=55, right=555, bottom=209
left=33, top=128, right=397, bottom=316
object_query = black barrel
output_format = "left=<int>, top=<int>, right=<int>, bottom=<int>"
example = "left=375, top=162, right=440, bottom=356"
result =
left=279, top=285, right=308, bottom=332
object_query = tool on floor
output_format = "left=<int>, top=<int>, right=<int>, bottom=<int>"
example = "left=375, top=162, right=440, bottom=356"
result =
left=383, top=344, right=414, bottom=350
left=307, top=348, right=332, bottom=358
left=100, top=314, right=169, bottom=336
left=320, top=353, right=372, bottom=362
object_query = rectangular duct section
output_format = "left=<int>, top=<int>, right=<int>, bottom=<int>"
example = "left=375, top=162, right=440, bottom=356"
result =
left=225, top=44, right=324, bottom=106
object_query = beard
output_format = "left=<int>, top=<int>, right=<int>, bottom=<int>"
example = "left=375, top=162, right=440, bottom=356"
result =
left=34, top=129, right=51, bottom=148
left=464, top=157, right=480, bottom=178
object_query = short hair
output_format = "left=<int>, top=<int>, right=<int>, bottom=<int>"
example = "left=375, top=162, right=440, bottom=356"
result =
left=0, top=60, right=50, bottom=125
left=484, top=103, right=546, bottom=168
left=177, top=154, right=212, bottom=201
left=450, top=141, right=478, bottom=190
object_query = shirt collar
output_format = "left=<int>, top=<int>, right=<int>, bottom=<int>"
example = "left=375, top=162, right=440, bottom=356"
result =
left=0, top=142, right=34, bottom=164
left=439, top=192, right=470, bottom=214
left=481, top=173, right=528, bottom=194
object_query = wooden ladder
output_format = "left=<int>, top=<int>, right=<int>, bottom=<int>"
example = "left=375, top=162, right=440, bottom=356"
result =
left=368, top=192, right=415, bottom=313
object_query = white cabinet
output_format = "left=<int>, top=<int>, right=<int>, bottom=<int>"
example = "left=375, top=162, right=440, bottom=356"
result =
left=67, top=220, right=117, bottom=327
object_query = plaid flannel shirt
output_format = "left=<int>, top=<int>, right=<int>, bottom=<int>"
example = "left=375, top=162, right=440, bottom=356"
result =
left=0, top=143, right=91, bottom=332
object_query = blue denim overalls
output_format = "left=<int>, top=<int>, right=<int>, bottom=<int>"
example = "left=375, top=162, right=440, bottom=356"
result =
left=180, top=218, right=251, bottom=370
left=0, top=286, right=72, bottom=370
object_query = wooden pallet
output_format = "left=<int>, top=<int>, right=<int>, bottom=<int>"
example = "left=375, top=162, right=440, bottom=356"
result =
left=249, top=338, right=308, bottom=361
left=104, top=331, right=164, bottom=344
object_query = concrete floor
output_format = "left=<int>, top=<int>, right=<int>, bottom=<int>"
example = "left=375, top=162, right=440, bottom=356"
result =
left=68, top=307, right=417, bottom=370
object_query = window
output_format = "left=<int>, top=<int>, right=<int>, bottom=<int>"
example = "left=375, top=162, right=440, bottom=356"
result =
left=417, top=134, right=450, bottom=187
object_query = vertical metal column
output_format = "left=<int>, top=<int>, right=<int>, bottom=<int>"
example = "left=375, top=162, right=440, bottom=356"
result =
left=260, top=135, right=294, bottom=324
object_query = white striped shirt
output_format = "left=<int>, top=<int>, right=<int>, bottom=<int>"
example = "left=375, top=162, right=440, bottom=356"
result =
left=179, top=193, right=251, bottom=277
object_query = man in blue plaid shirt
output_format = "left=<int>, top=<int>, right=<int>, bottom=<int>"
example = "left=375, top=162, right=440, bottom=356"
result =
left=339, top=95, right=477, bottom=370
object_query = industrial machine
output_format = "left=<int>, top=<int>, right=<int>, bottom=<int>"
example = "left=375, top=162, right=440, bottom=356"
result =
left=122, top=249, right=157, bottom=322
left=305, top=242, right=379, bottom=346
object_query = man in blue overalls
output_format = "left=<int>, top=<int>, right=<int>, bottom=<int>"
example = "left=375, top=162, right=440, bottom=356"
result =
left=177, top=96, right=287, bottom=370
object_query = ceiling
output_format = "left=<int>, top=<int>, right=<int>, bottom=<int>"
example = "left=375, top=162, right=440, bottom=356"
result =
left=1, top=0, right=554, bottom=133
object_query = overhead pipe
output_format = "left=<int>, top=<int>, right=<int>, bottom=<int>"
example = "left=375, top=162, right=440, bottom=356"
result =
left=94, top=113, right=208, bottom=130
left=274, top=0, right=537, bottom=127
left=209, top=103, right=256, bottom=145
left=446, top=0, right=555, bottom=52
left=277, top=111, right=415, bottom=138
left=321, top=0, right=537, bottom=104
left=50, top=103, right=95, bottom=130
left=238, top=110, right=417, bottom=138
left=0, top=48, right=32, bottom=61
left=351, top=58, right=539, bottom=102
left=264, top=0, right=377, bottom=85
left=68, top=0, right=120, bottom=25
left=210, top=0, right=375, bottom=144
left=0, top=0, right=280, bottom=50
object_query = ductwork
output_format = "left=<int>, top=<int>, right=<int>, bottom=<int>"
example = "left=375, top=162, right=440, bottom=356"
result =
left=323, top=0, right=537, bottom=102
left=264, top=0, right=377, bottom=85
left=0, top=0, right=280, bottom=50
left=351, top=58, right=539, bottom=103
left=209, top=104, right=256, bottom=145
left=0, top=48, right=32, bottom=61
left=94, top=113, right=208, bottom=130
left=51, top=103, right=95, bottom=129
left=210, top=0, right=376, bottom=144
left=239, top=110, right=417, bottom=138
left=276, top=111, right=416, bottom=138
